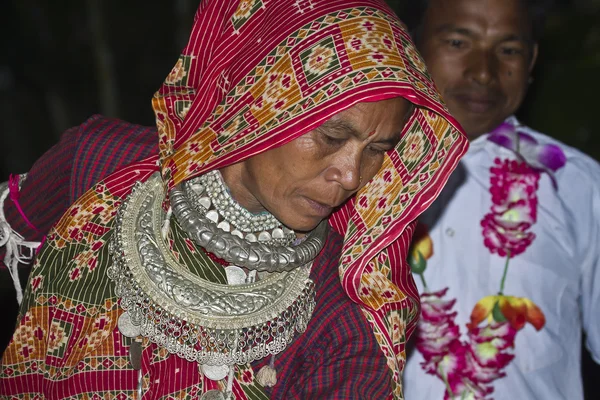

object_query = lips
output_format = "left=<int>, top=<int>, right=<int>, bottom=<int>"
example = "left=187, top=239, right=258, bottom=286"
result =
left=302, top=197, right=335, bottom=218
left=452, top=93, right=500, bottom=114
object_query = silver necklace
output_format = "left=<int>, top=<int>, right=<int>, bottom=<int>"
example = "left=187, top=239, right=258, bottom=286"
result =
left=170, top=179, right=329, bottom=273
left=108, top=173, right=321, bottom=370
left=186, top=171, right=296, bottom=247
left=183, top=170, right=295, bottom=241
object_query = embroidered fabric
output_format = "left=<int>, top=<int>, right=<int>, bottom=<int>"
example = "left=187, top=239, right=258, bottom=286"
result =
left=0, top=176, right=41, bottom=304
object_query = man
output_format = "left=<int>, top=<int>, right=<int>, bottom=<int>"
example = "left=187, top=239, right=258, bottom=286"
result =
left=402, top=0, right=600, bottom=399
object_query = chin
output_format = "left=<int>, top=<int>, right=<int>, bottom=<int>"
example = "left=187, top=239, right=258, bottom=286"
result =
left=283, top=217, right=324, bottom=235
left=463, top=120, right=499, bottom=139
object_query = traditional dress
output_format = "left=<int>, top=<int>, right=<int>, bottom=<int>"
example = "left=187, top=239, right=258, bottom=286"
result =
left=0, top=1, right=467, bottom=398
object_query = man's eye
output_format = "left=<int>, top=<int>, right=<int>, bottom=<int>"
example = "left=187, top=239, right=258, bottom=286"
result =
left=446, top=39, right=465, bottom=49
left=500, top=47, right=523, bottom=56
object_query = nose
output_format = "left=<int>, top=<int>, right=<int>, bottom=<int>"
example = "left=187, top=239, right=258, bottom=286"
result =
left=465, top=49, right=498, bottom=86
left=325, top=146, right=362, bottom=192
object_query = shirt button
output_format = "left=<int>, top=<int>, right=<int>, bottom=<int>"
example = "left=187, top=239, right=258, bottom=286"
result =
left=445, top=228, right=455, bottom=237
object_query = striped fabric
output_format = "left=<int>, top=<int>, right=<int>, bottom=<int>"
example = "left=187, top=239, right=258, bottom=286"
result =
left=0, top=117, right=390, bottom=399
left=1, top=115, right=158, bottom=246
left=255, top=230, right=393, bottom=399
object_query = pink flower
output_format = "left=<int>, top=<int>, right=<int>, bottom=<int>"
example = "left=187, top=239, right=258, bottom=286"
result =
left=421, top=289, right=457, bottom=322
left=469, top=322, right=516, bottom=352
left=466, top=323, right=516, bottom=384
left=445, top=378, right=493, bottom=400
left=417, top=289, right=461, bottom=353
left=417, top=289, right=467, bottom=388
left=481, top=213, right=535, bottom=258
left=430, top=341, right=468, bottom=383
left=481, top=158, right=540, bottom=257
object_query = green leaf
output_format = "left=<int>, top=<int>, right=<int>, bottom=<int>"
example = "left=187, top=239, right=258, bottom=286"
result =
left=408, top=250, right=427, bottom=274
left=492, top=301, right=507, bottom=323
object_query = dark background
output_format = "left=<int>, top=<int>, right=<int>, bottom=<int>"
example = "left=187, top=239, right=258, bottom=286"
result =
left=1, top=0, right=599, bottom=179
left=1, top=0, right=599, bottom=397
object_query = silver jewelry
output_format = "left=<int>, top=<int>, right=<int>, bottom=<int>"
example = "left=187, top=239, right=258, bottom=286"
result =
left=184, top=171, right=297, bottom=247
left=192, top=170, right=279, bottom=230
left=118, top=312, right=141, bottom=338
left=108, top=173, right=318, bottom=369
left=200, top=390, right=226, bottom=400
left=201, top=364, right=229, bottom=381
left=170, top=183, right=328, bottom=273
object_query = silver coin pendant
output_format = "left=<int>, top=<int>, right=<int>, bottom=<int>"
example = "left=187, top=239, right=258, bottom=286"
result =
left=200, top=364, right=229, bottom=381
left=118, top=313, right=141, bottom=338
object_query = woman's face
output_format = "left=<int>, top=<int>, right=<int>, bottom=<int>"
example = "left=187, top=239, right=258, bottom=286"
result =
left=220, top=97, right=412, bottom=232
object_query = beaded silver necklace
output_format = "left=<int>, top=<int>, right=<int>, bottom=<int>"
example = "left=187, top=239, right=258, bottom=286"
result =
left=185, top=170, right=296, bottom=247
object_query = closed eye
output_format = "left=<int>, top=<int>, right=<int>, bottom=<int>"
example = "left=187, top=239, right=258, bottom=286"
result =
left=320, top=132, right=346, bottom=146
left=366, top=145, right=389, bottom=155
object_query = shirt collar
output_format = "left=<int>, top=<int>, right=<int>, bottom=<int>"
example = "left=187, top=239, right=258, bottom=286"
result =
left=466, top=115, right=520, bottom=154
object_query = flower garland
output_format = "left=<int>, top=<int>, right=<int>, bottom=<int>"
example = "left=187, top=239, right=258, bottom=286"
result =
left=409, top=121, right=567, bottom=399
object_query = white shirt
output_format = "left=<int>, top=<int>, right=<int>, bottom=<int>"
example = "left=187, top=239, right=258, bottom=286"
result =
left=403, top=118, right=600, bottom=400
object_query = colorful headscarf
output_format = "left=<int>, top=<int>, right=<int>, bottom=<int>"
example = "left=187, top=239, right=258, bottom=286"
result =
left=2, top=0, right=467, bottom=398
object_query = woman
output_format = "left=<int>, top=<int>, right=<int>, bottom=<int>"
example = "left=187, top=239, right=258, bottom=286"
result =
left=0, top=0, right=467, bottom=398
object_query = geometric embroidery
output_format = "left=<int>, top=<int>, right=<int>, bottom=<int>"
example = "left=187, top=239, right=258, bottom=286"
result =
left=220, top=111, right=250, bottom=144
left=403, top=39, right=426, bottom=72
left=232, top=0, right=264, bottom=31
left=164, top=56, right=193, bottom=86
left=174, top=10, right=426, bottom=167
left=396, top=121, right=431, bottom=173
left=175, top=100, right=192, bottom=122
left=47, top=320, right=72, bottom=359
left=300, top=36, right=341, bottom=86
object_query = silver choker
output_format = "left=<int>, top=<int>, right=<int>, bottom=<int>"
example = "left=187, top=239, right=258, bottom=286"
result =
left=170, top=178, right=329, bottom=273
left=108, top=173, right=322, bottom=369
left=185, top=171, right=296, bottom=247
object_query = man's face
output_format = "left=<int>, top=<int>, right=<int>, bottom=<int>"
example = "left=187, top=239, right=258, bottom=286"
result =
left=418, top=0, right=538, bottom=139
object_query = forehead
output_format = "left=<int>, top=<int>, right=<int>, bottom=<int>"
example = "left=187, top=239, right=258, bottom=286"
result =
left=424, top=0, right=532, bottom=40
left=331, top=97, right=411, bottom=137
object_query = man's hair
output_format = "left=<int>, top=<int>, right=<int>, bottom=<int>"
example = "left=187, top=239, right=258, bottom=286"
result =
left=401, top=0, right=554, bottom=44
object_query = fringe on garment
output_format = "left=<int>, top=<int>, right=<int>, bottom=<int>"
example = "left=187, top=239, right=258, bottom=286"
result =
left=0, top=176, right=41, bottom=304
